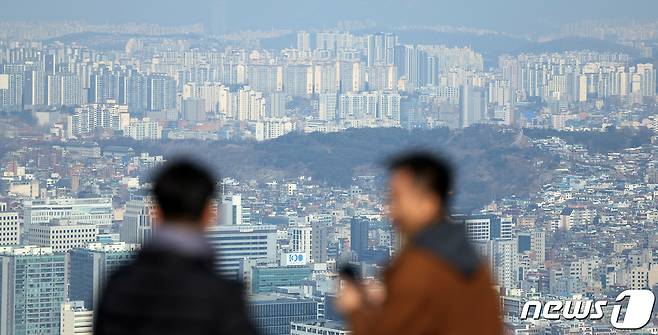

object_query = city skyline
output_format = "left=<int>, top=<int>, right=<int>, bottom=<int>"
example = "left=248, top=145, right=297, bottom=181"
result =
left=3, top=2, right=658, bottom=334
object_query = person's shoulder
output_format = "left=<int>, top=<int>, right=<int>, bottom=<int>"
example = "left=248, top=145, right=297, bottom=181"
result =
left=208, top=274, right=246, bottom=295
left=403, top=247, right=481, bottom=284
left=389, top=248, right=446, bottom=285
left=100, top=259, right=141, bottom=301
left=411, top=223, right=482, bottom=278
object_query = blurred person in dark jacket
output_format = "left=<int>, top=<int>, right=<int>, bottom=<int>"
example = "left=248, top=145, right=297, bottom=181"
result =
left=337, top=152, right=502, bottom=335
left=94, top=160, right=256, bottom=335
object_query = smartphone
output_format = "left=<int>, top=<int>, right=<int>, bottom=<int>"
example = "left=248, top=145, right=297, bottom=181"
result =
left=338, top=263, right=362, bottom=282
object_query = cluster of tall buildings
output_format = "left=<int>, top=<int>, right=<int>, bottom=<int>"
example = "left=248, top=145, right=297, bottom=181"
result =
left=0, top=30, right=497, bottom=142
left=0, top=193, right=316, bottom=334
left=499, top=52, right=656, bottom=104
left=3, top=30, right=655, bottom=140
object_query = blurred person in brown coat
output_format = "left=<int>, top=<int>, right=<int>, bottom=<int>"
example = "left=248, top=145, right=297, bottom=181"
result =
left=337, top=152, right=502, bottom=335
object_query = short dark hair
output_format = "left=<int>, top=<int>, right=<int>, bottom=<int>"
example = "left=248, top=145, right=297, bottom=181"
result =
left=388, top=152, right=453, bottom=205
left=151, top=160, right=218, bottom=222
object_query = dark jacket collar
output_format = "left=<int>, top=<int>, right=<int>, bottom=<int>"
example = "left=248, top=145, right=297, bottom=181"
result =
left=139, top=225, right=215, bottom=269
left=411, top=219, right=481, bottom=278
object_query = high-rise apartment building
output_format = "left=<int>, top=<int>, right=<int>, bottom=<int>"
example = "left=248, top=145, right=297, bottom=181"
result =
left=459, top=84, right=487, bottom=128
left=125, top=117, right=162, bottom=140
left=297, top=31, right=311, bottom=52
left=254, top=118, right=295, bottom=141
left=146, top=73, right=176, bottom=111
left=66, top=103, right=130, bottom=138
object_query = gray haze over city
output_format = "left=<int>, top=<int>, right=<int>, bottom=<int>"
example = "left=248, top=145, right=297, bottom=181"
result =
left=4, top=0, right=658, bottom=33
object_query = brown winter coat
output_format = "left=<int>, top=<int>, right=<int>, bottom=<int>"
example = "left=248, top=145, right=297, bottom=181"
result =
left=347, top=222, right=503, bottom=335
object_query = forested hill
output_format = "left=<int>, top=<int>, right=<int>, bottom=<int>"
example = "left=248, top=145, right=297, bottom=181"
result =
left=113, top=126, right=559, bottom=211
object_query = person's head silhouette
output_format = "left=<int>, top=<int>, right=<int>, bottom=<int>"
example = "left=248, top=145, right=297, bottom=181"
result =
left=151, top=159, right=218, bottom=229
left=387, top=152, right=453, bottom=235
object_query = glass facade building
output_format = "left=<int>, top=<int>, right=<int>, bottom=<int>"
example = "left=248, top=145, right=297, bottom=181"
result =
left=69, top=242, right=138, bottom=310
left=0, top=246, right=66, bottom=335
left=249, top=296, right=318, bottom=335
left=251, top=265, right=312, bottom=294
left=205, top=225, right=277, bottom=280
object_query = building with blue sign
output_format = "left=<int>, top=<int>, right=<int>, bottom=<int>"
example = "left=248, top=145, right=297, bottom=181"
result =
left=251, top=265, right=313, bottom=294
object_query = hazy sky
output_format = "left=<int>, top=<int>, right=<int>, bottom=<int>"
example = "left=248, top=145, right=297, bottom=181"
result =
left=3, top=0, right=658, bottom=33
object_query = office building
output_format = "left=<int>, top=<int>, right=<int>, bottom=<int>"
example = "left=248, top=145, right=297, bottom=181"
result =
left=474, top=238, right=520, bottom=289
left=26, top=219, right=99, bottom=253
left=289, top=225, right=313, bottom=260
left=249, top=295, right=318, bottom=335
left=0, top=203, right=19, bottom=246
left=60, top=301, right=93, bottom=335
left=0, top=246, right=67, bottom=335
left=121, top=195, right=158, bottom=245
left=205, top=224, right=277, bottom=280
left=291, top=320, right=350, bottom=335
left=23, top=197, right=113, bottom=233
left=220, top=194, right=245, bottom=226
left=451, top=214, right=513, bottom=242
left=311, top=220, right=329, bottom=263
left=350, top=217, right=369, bottom=260
left=69, top=242, right=138, bottom=310
left=251, top=265, right=312, bottom=294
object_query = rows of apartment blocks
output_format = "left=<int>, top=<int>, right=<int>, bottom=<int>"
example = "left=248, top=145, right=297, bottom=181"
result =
left=2, top=33, right=653, bottom=124
left=6, top=32, right=653, bottom=134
